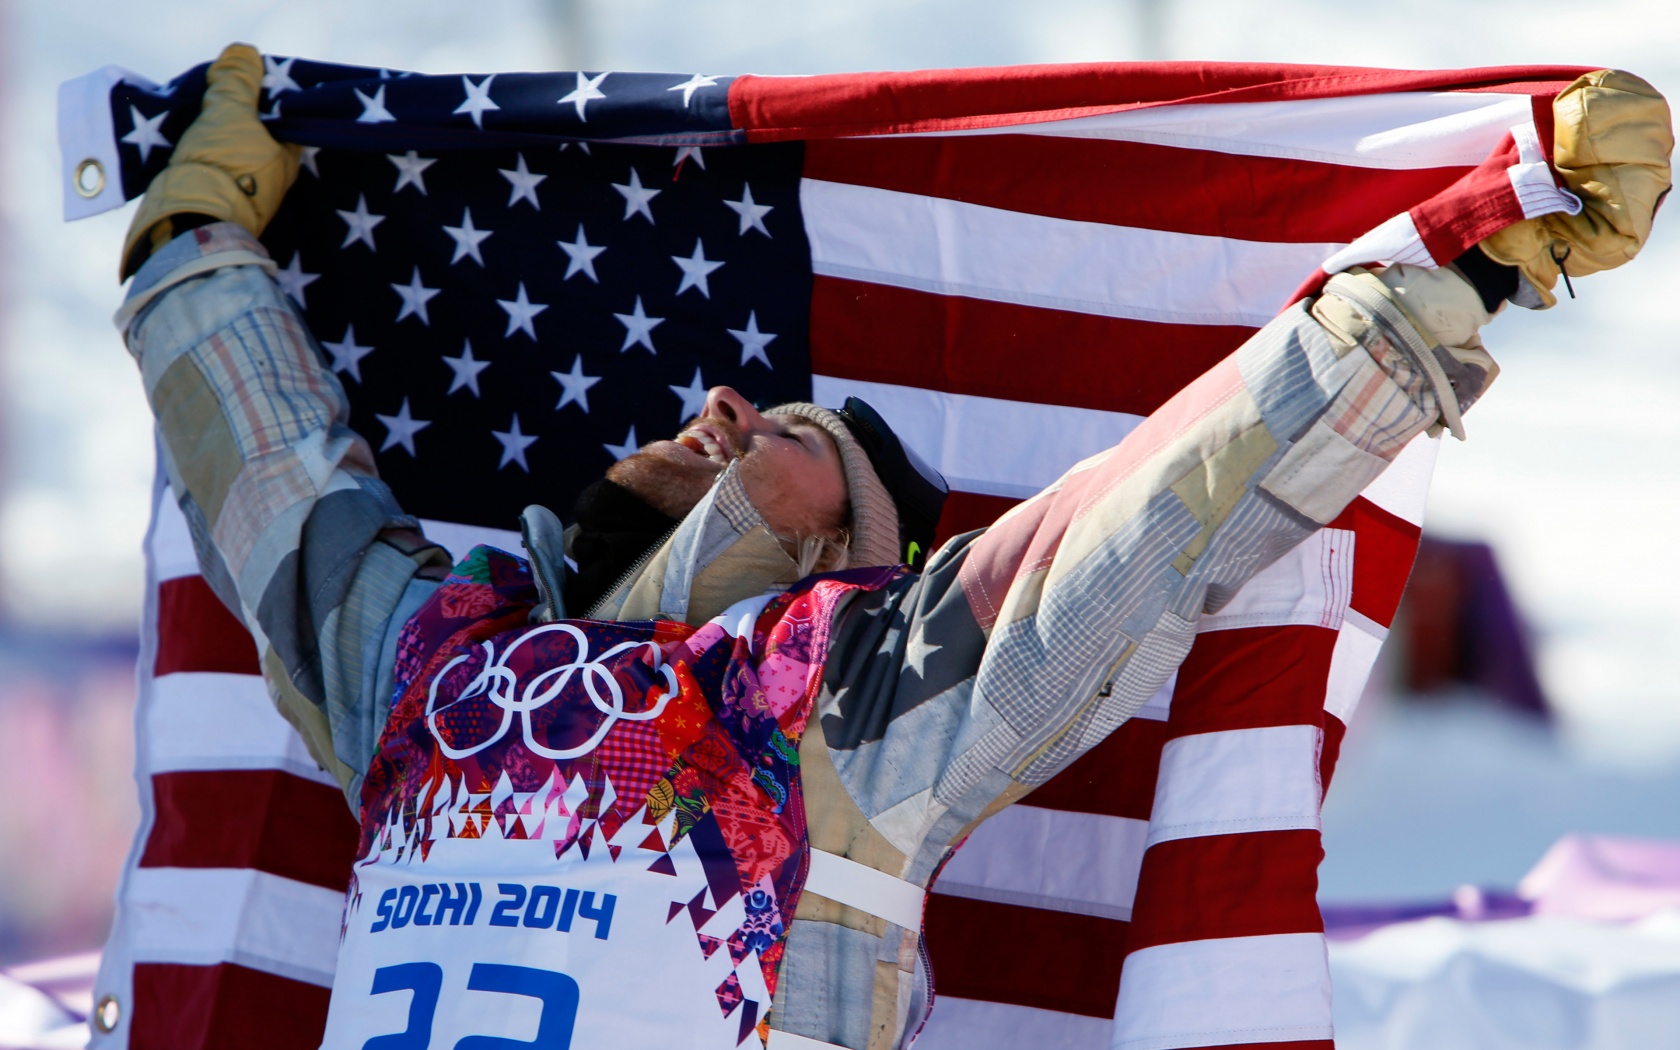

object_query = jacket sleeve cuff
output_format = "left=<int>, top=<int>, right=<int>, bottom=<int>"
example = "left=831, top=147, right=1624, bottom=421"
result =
left=114, top=221, right=275, bottom=335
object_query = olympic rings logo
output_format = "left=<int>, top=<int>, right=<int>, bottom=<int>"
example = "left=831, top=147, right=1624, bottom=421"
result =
left=425, top=623, right=679, bottom=761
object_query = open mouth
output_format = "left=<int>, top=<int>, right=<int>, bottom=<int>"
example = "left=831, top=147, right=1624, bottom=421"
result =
left=673, top=423, right=736, bottom=467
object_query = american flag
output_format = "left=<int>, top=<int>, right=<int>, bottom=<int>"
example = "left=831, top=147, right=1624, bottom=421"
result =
left=60, top=55, right=1593, bottom=1050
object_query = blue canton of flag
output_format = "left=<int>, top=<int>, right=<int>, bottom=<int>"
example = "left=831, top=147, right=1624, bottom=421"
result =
left=110, top=57, right=806, bottom=527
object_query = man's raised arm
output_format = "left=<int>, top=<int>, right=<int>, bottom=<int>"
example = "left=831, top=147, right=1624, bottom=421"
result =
left=115, top=45, right=451, bottom=800
left=810, top=69, right=1673, bottom=875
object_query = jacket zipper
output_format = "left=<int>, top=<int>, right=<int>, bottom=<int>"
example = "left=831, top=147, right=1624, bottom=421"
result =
left=585, top=523, right=679, bottom=620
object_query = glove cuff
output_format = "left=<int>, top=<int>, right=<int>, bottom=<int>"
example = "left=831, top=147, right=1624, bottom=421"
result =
left=121, top=161, right=267, bottom=279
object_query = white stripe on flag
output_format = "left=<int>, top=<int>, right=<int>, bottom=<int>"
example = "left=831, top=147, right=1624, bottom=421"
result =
left=810, top=376, right=1143, bottom=499
left=1199, top=527, right=1354, bottom=634
left=149, top=490, right=198, bottom=583
left=1111, top=933, right=1333, bottom=1050
left=1358, top=432, right=1439, bottom=526
left=1325, top=609, right=1388, bottom=725
left=124, top=867, right=343, bottom=987
left=1134, top=674, right=1175, bottom=722
left=1147, top=725, right=1322, bottom=848
left=1510, top=121, right=1584, bottom=220
left=916, top=997, right=1114, bottom=1050
left=801, top=179, right=1342, bottom=327
left=931, top=91, right=1533, bottom=171
left=146, top=672, right=338, bottom=785
left=934, top=805, right=1148, bottom=921
left=416, top=518, right=522, bottom=563
left=1318, top=210, right=1435, bottom=272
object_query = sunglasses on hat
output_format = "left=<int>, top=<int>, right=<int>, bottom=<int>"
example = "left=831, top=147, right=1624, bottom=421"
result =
left=835, top=397, right=949, bottom=570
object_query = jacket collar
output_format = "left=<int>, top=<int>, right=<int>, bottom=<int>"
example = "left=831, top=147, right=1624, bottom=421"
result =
left=528, top=462, right=801, bottom=627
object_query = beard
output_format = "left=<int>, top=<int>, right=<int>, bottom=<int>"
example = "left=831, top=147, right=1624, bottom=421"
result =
left=604, top=414, right=747, bottom=520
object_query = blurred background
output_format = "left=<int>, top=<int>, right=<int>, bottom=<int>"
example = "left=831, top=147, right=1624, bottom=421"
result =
left=3, top=0, right=1679, bottom=1024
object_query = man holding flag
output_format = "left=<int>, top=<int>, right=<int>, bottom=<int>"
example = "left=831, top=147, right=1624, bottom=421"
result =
left=107, top=43, right=1668, bottom=1050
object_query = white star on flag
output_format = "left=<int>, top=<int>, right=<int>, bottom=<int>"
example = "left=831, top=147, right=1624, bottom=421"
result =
left=337, top=194, right=385, bottom=250
left=494, top=414, right=539, bottom=471
left=274, top=253, right=320, bottom=308
left=667, top=73, right=722, bottom=108
left=552, top=355, right=601, bottom=412
left=354, top=84, right=396, bottom=123
left=376, top=398, right=431, bottom=455
left=724, top=184, right=774, bottom=237
left=500, top=154, right=546, bottom=210
left=614, top=296, right=664, bottom=354
left=322, top=325, right=375, bottom=382
left=673, top=146, right=706, bottom=171
left=905, top=624, right=943, bottom=678
left=668, top=368, right=709, bottom=422
left=612, top=169, right=661, bottom=223
left=391, top=267, right=441, bottom=325
left=729, top=311, right=777, bottom=368
left=498, top=282, right=548, bottom=339
left=603, top=426, right=640, bottom=462
left=388, top=151, right=436, bottom=195
left=558, top=71, right=609, bottom=121
left=299, top=146, right=321, bottom=177
left=454, top=74, right=500, bottom=129
left=558, top=225, right=606, bottom=282
left=443, top=340, right=491, bottom=397
left=672, top=239, right=724, bottom=298
left=443, top=207, right=493, bottom=265
left=121, top=106, right=171, bottom=162
left=262, top=55, right=301, bottom=96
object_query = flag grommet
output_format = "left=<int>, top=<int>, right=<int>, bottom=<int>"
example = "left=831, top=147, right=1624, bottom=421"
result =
left=92, top=993, right=121, bottom=1033
left=74, top=158, right=104, bottom=199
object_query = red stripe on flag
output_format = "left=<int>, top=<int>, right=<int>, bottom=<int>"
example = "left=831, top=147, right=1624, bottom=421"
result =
left=1330, top=497, right=1422, bottom=628
left=810, top=276, right=1250, bottom=413
left=934, top=491, right=1019, bottom=548
left=923, top=893, right=1127, bottom=1018
left=805, top=136, right=1469, bottom=243
left=1123, top=830, right=1325, bottom=956
left=153, top=575, right=259, bottom=677
left=1017, top=716, right=1168, bottom=821
left=732, top=65, right=1588, bottom=141
left=1168, top=625, right=1337, bottom=739
left=130, top=961, right=330, bottom=1050
left=140, top=770, right=358, bottom=892
left=1411, top=136, right=1527, bottom=265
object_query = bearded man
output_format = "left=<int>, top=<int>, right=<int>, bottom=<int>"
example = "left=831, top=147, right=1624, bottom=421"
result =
left=112, top=45, right=1669, bottom=1050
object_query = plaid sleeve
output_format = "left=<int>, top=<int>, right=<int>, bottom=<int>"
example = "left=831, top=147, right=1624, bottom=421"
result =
left=119, top=222, right=451, bottom=801
left=816, top=270, right=1447, bottom=870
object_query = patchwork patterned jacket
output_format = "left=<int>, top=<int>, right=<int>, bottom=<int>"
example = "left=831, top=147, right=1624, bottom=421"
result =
left=119, top=223, right=1455, bottom=1049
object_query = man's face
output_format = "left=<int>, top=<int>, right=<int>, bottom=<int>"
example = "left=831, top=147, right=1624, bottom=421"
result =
left=606, top=386, right=849, bottom=541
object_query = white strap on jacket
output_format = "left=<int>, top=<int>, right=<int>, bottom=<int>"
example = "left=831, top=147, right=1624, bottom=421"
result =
left=803, top=848, right=925, bottom=930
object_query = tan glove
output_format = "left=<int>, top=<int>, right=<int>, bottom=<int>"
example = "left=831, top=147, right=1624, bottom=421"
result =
left=120, top=43, right=302, bottom=279
left=1480, top=69, right=1673, bottom=308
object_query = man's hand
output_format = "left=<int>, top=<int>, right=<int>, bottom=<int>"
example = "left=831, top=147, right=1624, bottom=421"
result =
left=1481, top=69, right=1673, bottom=307
left=120, top=43, right=301, bottom=279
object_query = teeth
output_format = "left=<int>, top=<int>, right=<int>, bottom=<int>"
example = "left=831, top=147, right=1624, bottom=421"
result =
left=677, top=430, right=729, bottom=466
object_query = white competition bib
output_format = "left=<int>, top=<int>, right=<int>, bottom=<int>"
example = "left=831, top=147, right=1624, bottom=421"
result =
left=321, top=812, right=774, bottom=1050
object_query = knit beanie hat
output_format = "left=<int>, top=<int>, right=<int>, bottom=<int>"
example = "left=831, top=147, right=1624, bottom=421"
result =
left=765, top=402, right=902, bottom=569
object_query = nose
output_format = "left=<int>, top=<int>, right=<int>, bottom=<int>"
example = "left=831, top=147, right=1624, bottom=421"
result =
left=703, top=386, right=772, bottom=435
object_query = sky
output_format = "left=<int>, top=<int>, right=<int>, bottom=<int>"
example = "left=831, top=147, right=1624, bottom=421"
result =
left=4, top=0, right=1680, bottom=911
